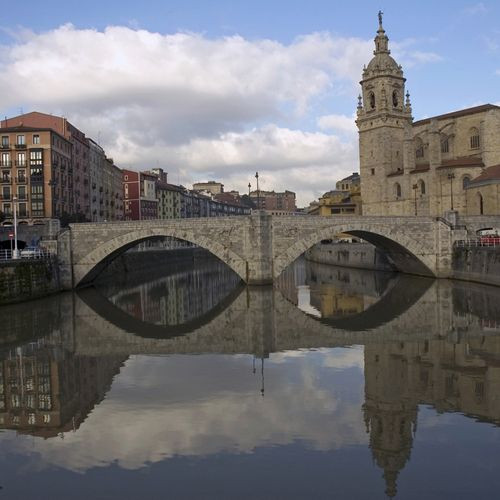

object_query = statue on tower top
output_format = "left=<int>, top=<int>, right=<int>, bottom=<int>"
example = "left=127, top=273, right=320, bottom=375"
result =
left=378, top=10, right=383, bottom=26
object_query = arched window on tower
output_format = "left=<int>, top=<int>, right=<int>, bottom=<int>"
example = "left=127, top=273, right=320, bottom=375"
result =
left=394, top=182, right=402, bottom=199
left=369, top=92, right=376, bottom=110
left=418, top=180, right=426, bottom=195
left=462, top=176, right=471, bottom=189
left=470, top=127, right=480, bottom=149
left=415, top=137, right=424, bottom=159
left=441, top=134, right=449, bottom=154
left=392, top=90, right=399, bottom=108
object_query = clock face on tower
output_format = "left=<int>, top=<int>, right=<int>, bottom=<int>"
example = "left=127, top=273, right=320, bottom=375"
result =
left=392, top=90, right=398, bottom=108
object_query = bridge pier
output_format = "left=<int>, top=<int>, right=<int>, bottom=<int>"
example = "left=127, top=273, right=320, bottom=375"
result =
left=246, top=212, right=274, bottom=285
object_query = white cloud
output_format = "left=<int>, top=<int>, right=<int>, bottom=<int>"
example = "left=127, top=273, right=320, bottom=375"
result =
left=0, top=24, right=439, bottom=205
left=317, top=113, right=358, bottom=134
left=462, top=2, right=487, bottom=15
left=0, top=353, right=367, bottom=472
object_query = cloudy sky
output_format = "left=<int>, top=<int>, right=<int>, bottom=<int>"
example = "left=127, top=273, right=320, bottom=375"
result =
left=1, top=0, right=499, bottom=205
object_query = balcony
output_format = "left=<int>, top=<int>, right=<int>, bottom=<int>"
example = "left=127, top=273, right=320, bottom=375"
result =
left=16, top=177, right=27, bottom=184
left=15, top=143, right=27, bottom=150
left=0, top=161, right=12, bottom=168
left=15, top=161, right=27, bottom=167
left=17, top=194, right=28, bottom=201
left=1, top=177, right=12, bottom=184
left=0, top=193, right=11, bottom=201
left=0, top=144, right=10, bottom=150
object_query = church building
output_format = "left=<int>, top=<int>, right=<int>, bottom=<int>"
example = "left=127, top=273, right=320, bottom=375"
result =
left=357, top=13, right=500, bottom=216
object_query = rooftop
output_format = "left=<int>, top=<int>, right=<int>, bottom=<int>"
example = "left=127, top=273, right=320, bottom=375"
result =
left=413, top=104, right=500, bottom=127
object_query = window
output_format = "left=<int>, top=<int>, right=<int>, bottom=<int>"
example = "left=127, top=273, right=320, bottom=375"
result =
left=415, top=138, right=424, bottom=159
left=394, top=182, right=402, bottom=199
left=392, top=90, right=398, bottom=107
left=1, top=152, right=10, bottom=167
left=2, top=186, right=10, bottom=199
left=16, top=134, right=25, bottom=145
left=371, top=168, right=375, bottom=175
left=17, top=170, right=26, bottom=183
left=470, top=127, right=480, bottom=149
left=1, top=136, right=8, bottom=147
left=2, top=203, right=11, bottom=215
left=31, top=201, right=45, bottom=216
left=441, top=135, right=449, bottom=153
left=478, top=192, right=484, bottom=215
left=31, top=185, right=44, bottom=200
left=30, top=150, right=43, bottom=165
left=462, top=176, right=471, bottom=189
left=369, top=92, right=376, bottom=109
left=17, top=152, right=26, bottom=166
left=33, top=134, right=40, bottom=144
left=419, top=180, right=426, bottom=195
left=18, top=186, right=26, bottom=200
left=18, top=203, right=27, bottom=217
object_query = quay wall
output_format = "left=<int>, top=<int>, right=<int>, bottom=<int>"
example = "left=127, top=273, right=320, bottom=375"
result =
left=0, top=259, right=60, bottom=305
left=305, top=242, right=395, bottom=272
left=453, top=246, right=500, bottom=287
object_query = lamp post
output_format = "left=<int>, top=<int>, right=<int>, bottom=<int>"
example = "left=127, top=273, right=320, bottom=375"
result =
left=248, top=182, right=251, bottom=196
left=12, top=195, right=19, bottom=259
left=412, top=183, right=418, bottom=216
left=255, top=172, right=260, bottom=210
left=447, top=172, right=455, bottom=210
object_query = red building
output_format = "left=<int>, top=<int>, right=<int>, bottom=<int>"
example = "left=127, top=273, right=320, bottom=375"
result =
left=123, top=169, right=158, bottom=220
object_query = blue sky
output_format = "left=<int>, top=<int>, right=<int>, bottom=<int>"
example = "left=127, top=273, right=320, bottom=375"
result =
left=1, top=0, right=498, bottom=204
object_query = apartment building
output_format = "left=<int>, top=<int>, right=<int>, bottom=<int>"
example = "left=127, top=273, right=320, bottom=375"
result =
left=0, top=126, right=72, bottom=223
left=249, top=189, right=297, bottom=213
left=123, top=169, right=158, bottom=220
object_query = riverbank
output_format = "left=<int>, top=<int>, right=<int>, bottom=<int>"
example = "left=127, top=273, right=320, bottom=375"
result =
left=453, top=245, right=500, bottom=287
left=0, top=258, right=60, bottom=305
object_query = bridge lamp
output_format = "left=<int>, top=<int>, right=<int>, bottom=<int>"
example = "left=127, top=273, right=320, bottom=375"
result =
left=12, top=195, right=19, bottom=259
left=255, top=172, right=260, bottom=210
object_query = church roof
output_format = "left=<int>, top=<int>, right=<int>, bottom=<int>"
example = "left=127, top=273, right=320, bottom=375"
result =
left=413, top=104, right=500, bottom=126
left=466, top=164, right=500, bottom=188
left=436, top=156, right=484, bottom=169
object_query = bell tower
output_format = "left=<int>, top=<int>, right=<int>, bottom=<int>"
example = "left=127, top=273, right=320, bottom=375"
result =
left=356, top=12, right=413, bottom=215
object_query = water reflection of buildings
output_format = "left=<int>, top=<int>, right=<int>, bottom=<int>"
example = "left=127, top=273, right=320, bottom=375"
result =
left=104, top=256, right=242, bottom=325
left=0, top=338, right=125, bottom=438
left=364, top=336, right=500, bottom=497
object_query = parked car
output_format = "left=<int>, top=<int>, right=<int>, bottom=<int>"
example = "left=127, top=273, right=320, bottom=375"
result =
left=20, top=246, right=45, bottom=258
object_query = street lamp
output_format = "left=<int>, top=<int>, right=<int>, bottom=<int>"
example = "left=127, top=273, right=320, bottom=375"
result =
left=412, top=184, right=418, bottom=216
left=12, top=195, right=19, bottom=259
left=248, top=182, right=251, bottom=196
left=255, top=172, right=260, bottom=210
left=447, top=172, right=455, bottom=210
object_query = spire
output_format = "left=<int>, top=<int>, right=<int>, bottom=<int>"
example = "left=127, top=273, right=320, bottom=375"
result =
left=374, top=11, right=390, bottom=54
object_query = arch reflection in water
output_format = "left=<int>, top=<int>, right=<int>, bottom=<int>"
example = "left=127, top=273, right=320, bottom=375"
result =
left=1, top=260, right=500, bottom=498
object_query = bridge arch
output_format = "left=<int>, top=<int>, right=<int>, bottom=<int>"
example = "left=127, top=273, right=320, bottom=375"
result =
left=273, top=222, right=436, bottom=279
left=73, top=227, right=247, bottom=287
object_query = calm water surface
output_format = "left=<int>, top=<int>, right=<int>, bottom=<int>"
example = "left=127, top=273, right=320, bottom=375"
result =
left=1, top=253, right=500, bottom=499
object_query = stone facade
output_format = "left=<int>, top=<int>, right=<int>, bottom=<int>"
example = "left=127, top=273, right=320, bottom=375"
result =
left=357, top=15, right=500, bottom=217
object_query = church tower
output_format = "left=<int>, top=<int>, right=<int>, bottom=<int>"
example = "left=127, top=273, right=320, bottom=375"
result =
left=356, top=12, right=413, bottom=215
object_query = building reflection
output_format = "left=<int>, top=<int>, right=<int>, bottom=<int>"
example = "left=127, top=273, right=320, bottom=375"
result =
left=100, top=255, right=242, bottom=326
left=0, top=337, right=125, bottom=438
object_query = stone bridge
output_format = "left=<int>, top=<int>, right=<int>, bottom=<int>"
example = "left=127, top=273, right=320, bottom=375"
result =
left=55, top=213, right=500, bottom=288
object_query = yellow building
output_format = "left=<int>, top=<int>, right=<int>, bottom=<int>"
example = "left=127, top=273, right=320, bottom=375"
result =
left=309, top=172, right=362, bottom=216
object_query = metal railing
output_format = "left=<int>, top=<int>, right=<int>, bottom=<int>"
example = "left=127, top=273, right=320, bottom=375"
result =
left=0, top=248, right=51, bottom=261
left=455, top=238, right=500, bottom=248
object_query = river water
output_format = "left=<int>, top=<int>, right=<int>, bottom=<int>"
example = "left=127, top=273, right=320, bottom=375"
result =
left=1, top=252, right=500, bottom=499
